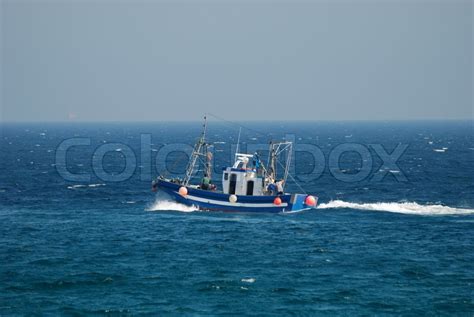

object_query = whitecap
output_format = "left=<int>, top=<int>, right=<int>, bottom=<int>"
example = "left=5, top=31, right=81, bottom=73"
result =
left=241, top=278, right=256, bottom=283
left=433, top=149, right=446, bottom=153
left=67, top=184, right=87, bottom=189
left=67, top=183, right=105, bottom=189
left=317, top=200, right=474, bottom=216
left=88, top=183, right=106, bottom=188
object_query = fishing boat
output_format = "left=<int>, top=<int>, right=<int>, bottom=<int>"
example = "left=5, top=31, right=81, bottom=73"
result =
left=152, top=117, right=318, bottom=213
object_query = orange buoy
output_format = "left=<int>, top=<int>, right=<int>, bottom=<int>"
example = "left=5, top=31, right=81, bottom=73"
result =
left=305, top=195, right=317, bottom=207
left=178, top=186, right=188, bottom=197
left=273, top=197, right=282, bottom=205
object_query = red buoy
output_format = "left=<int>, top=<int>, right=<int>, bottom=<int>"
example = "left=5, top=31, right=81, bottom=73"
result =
left=305, top=195, right=317, bottom=207
left=273, top=197, right=282, bottom=205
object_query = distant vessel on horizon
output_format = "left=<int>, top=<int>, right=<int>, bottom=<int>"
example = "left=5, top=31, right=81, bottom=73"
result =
left=152, top=116, right=318, bottom=213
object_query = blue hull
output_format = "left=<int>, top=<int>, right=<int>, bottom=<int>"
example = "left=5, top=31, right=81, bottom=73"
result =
left=155, top=179, right=316, bottom=213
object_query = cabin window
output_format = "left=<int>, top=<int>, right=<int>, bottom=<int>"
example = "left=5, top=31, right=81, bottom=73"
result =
left=246, top=180, right=254, bottom=196
left=224, top=173, right=229, bottom=181
left=229, top=174, right=237, bottom=194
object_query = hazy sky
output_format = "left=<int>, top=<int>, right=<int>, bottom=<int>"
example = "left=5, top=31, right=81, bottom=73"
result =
left=1, top=0, right=472, bottom=122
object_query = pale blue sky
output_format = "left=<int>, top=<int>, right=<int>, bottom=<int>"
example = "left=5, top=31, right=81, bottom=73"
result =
left=1, top=0, right=472, bottom=122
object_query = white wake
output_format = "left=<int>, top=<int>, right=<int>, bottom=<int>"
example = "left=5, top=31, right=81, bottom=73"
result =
left=317, top=200, right=474, bottom=215
left=146, top=199, right=198, bottom=213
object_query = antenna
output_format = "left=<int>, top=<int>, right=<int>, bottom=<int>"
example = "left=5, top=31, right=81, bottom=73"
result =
left=202, top=115, right=207, bottom=142
left=235, top=127, right=242, bottom=159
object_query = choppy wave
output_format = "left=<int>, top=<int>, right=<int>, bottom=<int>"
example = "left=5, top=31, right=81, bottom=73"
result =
left=317, top=200, right=474, bottom=215
left=146, top=200, right=197, bottom=212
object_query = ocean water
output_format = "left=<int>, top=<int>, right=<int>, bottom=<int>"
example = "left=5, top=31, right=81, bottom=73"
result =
left=0, top=121, right=473, bottom=315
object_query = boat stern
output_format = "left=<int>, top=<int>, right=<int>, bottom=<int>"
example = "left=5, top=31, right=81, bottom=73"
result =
left=288, top=193, right=318, bottom=212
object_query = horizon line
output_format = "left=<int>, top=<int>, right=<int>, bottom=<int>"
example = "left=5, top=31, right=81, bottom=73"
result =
left=1, top=118, right=473, bottom=124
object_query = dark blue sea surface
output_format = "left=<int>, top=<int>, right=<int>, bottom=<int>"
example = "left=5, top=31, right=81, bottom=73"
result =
left=0, top=121, right=473, bottom=315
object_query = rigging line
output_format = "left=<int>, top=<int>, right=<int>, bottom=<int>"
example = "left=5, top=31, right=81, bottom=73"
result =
left=276, top=160, right=308, bottom=195
left=205, top=112, right=270, bottom=139
left=160, top=152, right=188, bottom=179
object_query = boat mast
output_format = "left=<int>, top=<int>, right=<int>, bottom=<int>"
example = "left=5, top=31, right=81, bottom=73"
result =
left=266, top=141, right=292, bottom=191
left=183, top=116, right=208, bottom=186
left=267, top=141, right=276, bottom=181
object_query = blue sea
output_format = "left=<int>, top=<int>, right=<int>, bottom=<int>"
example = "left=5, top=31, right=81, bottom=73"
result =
left=0, top=121, right=473, bottom=315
